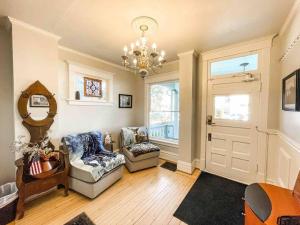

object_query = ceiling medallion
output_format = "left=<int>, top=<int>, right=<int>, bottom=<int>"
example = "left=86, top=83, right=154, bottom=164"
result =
left=121, top=16, right=166, bottom=78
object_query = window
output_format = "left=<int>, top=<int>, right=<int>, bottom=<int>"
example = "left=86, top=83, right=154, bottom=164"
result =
left=214, top=94, right=250, bottom=121
left=210, top=54, right=258, bottom=77
left=67, top=62, right=114, bottom=106
left=149, top=81, right=179, bottom=142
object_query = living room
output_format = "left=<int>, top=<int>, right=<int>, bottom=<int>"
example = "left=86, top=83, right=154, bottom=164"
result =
left=0, top=0, right=300, bottom=225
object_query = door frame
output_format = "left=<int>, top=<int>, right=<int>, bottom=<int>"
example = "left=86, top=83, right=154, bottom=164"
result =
left=199, top=35, right=274, bottom=184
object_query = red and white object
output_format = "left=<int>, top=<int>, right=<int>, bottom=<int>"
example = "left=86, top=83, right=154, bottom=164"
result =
left=29, top=155, right=42, bottom=176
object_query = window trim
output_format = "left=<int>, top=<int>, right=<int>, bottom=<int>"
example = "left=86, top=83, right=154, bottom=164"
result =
left=66, top=60, right=114, bottom=106
left=208, top=51, right=261, bottom=79
left=144, top=72, right=180, bottom=145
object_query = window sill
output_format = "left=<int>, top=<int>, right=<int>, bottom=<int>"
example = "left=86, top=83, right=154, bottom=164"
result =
left=66, top=99, right=113, bottom=106
left=150, top=138, right=179, bottom=148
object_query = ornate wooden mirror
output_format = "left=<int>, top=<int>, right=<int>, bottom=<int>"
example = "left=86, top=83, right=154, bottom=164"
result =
left=18, top=80, right=57, bottom=149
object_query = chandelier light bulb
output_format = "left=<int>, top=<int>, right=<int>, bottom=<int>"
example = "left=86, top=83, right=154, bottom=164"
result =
left=133, top=58, right=137, bottom=65
left=123, top=46, right=128, bottom=54
left=152, top=43, right=157, bottom=51
left=161, top=50, right=165, bottom=57
left=158, top=56, right=163, bottom=62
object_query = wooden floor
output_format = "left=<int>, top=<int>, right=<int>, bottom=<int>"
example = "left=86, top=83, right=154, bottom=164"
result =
left=15, top=160, right=200, bottom=225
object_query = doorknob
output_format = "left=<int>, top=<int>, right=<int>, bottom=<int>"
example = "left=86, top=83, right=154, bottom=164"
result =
left=207, top=115, right=215, bottom=125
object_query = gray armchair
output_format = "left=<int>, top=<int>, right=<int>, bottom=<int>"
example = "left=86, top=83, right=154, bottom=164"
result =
left=120, top=127, right=160, bottom=172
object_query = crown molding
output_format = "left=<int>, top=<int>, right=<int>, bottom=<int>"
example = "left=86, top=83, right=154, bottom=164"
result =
left=177, top=50, right=199, bottom=58
left=201, top=34, right=275, bottom=61
left=8, top=17, right=61, bottom=40
left=58, top=45, right=130, bottom=71
left=279, top=0, right=300, bottom=36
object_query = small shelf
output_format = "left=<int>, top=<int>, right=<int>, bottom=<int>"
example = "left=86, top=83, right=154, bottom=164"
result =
left=66, top=99, right=113, bottom=106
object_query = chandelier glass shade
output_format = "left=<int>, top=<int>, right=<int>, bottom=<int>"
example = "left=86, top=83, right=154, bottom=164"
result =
left=121, top=17, right=166, bottom=78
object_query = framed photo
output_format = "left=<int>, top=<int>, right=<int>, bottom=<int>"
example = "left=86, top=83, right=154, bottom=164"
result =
left=282, top=70, right=300, bottom=111
left=84, top=77, right=102, bottom=97
left=119, top=94, right=132, bottom=108
left=30, top=95, right=49, bottom=107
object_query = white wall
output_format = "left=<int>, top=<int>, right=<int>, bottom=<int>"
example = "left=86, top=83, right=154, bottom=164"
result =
left=279, top=2, right=300, bottom=143
left=0, top=25, right=15, bottom=184
left=9, top=18, right=144, bottom=155
left=57, top=48, right=144, bottom=149
left=11, top=19, right=60, bottom=152
left=266, top=1, right=300, bottom=190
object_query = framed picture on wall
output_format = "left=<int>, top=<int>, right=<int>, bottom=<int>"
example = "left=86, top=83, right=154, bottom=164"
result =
left=30, top=95, right=49, bottom=107
left=282, top=69, right=300, bottom=111
left=119, top=94, right=132, bottom=108
left=84, top=77, right=102, bottom=97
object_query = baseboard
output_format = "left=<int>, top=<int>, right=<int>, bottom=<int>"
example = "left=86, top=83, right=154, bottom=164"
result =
left=177, top=160, right=194, bottom=174
left=159, top=150, right=178, bottom=163
left=193, top=158, right=201, bottom=169
left=266, top=178, right=279, bottom=186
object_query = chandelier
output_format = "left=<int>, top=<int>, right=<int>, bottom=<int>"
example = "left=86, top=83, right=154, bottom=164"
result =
left=121, top=16, right=166, bottom=78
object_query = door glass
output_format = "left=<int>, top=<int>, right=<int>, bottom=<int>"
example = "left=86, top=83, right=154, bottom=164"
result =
left=214, top=95, right=250, bottom=121
left=210, top=54, right=258, bottom=77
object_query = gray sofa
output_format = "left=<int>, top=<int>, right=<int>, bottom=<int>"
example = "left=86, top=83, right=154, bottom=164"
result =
left=120, top=127, right=160, bottom=172
left=61, top=131, right=125, bottom=198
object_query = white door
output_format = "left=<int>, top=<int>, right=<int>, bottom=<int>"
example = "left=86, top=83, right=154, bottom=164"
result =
left=206, top=75, right=261, bottom=184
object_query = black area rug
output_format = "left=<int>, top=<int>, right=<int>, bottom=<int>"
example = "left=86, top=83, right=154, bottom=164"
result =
left=161, top=161, right=177, bottom=171
left=174, top=172, right=246, bottom=225
left=64, top=212, right=95, bottom=225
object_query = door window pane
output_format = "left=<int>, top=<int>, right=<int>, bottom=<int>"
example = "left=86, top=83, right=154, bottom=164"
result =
left=149, top=81, right=179, bottom=141
left=214, top=95, right=250, bottom=121
left=211, top=54, right=258, bottom=77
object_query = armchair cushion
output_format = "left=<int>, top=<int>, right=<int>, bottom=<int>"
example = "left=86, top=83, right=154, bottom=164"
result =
left=61, top=131, right=125, bottom=182
left=128, top=142, right=160, bottom=157
left=123, top=148, right=160, bottom=162
left=120, top=128, right=136, bottom=147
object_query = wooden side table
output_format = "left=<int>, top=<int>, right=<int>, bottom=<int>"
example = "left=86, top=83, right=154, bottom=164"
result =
left=15, top=150, right=70, bottom=219
left=104, top=141, right=115, bottom=152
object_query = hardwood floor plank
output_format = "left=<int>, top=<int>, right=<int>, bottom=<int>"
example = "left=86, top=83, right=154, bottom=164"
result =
left=15, top=161, right=200, bottom=225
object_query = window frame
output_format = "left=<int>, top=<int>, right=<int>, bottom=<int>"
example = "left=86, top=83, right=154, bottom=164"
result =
left=208, top=51, right=261, bottom=79
left=144, top=72, right=180, bottom=145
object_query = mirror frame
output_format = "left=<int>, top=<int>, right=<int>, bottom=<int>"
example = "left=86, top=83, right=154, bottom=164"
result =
left=18, top=81, right=57, bottom=146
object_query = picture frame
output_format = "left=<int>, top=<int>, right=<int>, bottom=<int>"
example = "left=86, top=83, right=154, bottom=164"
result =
left=30, top=95, right=50, bottom=108
left=84, top=77, right=102, bottom=97
left=282, top=69, right=300, bottom=111
left=119, top=94, right=132, bottom=108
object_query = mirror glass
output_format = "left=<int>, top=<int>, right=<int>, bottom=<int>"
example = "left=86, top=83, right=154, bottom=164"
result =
left=27, top=94, right=49, bottom=120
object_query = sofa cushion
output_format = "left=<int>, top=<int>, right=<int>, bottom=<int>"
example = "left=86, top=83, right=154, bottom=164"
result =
left=121, top=128, right=136, bottom=147
left=136, top=127, right=149, bottom=143
left=70, top=153, right=125, bottom=183
left=127, top=142, right=160, bottom=157
left=123, top=148, right=160, bottom=162
left=61, top=131, right=125, bottom=182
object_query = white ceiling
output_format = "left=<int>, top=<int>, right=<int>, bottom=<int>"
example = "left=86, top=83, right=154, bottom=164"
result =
left=0, top=0, right=295, bottom=64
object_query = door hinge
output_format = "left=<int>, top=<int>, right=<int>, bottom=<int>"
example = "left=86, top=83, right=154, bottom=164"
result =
left=208, top=133, right=212, bottom=141
left=256, top=164, right=259, bottom=172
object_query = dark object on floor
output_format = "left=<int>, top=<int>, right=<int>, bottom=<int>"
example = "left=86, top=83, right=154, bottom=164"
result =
left=161, top=161, right=177, bottom=171
left=174, top=172, right=246, bottom=225
left=64, top=212, right=95, bottom=225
